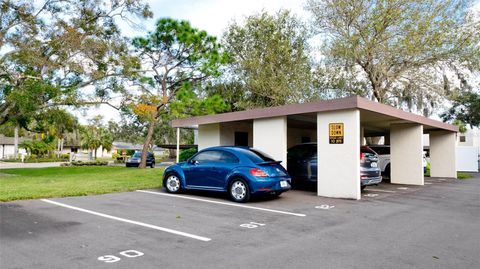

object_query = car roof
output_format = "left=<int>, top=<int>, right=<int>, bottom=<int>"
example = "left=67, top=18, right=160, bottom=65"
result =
left=201, top=146, right=251, bottom=153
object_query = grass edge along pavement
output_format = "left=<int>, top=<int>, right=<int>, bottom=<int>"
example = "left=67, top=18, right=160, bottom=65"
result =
left=424, top=163, right=472, bottom=179
left=0, top=166, right=164, bottom=202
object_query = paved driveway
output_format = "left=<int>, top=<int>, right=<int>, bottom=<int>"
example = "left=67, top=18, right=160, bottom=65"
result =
left=0, top=161, right=65, bottom=169
left=1, top=173, right=479, bottom=269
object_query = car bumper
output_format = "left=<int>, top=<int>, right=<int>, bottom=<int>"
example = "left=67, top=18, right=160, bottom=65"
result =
left=251, top=177, right=292, bottom=194
left=361, top=176, right=382, bottom=186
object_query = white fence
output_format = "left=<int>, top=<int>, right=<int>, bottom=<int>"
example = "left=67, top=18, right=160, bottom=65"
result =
left=456, top=146, right=479, bottom=172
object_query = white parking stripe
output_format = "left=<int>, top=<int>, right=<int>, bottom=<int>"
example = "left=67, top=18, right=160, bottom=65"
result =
left=366, top=189, right=396, bottom=193
left=40, top=199, right=211, bottom=242
left=136, top=190, right=306, bottom=217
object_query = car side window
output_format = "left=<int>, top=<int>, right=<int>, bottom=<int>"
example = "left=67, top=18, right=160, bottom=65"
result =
left=192, top=151, right=222, bottom=163
left=218, top=151, right=239, bottom=163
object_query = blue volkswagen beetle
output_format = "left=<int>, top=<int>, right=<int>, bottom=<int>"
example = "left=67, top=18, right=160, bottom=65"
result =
left=163, top=146, right=291, bottom=202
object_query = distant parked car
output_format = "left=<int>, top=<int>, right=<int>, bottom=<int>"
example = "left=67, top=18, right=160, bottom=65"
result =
left=163, top=146, right=291, bottom=202
left=368, top=145, right=427, bottom=182
left=126, top=152, right=155, bottom=168
left=287, top=143, right=382, bottom=190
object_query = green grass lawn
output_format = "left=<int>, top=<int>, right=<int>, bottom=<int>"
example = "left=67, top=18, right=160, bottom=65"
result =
left=0, top=166, right=164, bottom=202
left=424, top=163, right=472, bottom=180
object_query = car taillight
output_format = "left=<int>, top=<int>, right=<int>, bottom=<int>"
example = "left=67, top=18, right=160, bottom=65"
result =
left=250, top=168, right=268, bottom=177
left=360, top=152, right=364, bottom=161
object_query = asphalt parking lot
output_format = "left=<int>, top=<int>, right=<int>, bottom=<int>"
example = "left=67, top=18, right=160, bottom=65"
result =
left=1, top=174, right=479, bottom=269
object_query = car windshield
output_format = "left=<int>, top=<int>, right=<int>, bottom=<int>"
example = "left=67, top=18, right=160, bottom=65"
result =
left=241, top=148, right=275, bottom=163
left=133, top=152, right=141, bottom=157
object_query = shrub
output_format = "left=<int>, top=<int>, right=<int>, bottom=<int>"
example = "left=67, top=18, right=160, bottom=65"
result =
left=179, top=148, right=198, bottom=162
left=117, top=149, right=135, bottom=156
left=71, top=161, right=108, bottom=166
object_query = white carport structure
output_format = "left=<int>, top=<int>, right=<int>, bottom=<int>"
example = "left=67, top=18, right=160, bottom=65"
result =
left=172, top=96, right=458, bottom=200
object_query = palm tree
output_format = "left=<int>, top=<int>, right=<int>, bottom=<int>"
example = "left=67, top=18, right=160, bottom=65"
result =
left=99, top=128, right=113, bottom=157
left=80, top=125, right=113, bottom=160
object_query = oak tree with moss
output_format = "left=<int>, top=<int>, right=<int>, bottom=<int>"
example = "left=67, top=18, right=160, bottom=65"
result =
left=222, top=10, right=315, bottom=108
left=306, top=0, right=480, bottom=115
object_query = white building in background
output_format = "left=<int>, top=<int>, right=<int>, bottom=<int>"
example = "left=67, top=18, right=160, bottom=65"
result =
left=456, top=128, right=480, bottom=172
left=0, top=135, right=27, bottom=159
left=457, top=128, right=480, bottom=147
left=424, top=128, right=479, bottom=172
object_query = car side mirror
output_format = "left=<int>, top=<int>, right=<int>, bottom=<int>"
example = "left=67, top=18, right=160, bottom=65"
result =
left=189, top=159, right=199, bottom=165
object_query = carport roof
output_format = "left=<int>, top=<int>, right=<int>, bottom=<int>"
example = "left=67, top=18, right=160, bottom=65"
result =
left=172, top=96, right=458, bottom=132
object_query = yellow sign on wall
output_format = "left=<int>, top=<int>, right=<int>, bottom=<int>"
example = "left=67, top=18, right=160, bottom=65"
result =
left=329, top=123, right=344, bottom=144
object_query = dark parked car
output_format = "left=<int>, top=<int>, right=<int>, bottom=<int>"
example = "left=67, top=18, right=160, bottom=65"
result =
left=163, top=146, right=291, bottom=202
left=126, top=152, right=155, bottom=168
left=287, top=143, right=382, bottom=190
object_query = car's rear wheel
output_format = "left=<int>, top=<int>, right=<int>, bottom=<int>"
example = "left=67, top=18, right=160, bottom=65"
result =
left=361, top=185, right=366, bottom=191
left=229, top=179, right=250, bottom=203
left=164, top=174, right=181, bottom=193
left=150, top=162, right=155, bottom=168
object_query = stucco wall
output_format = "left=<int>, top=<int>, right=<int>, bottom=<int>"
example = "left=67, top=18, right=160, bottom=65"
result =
left=220, top=121, right=253, bottom=147
left=430, top=131, right=457, bottom=177
left=198, top=123, right=221, bottom=150
left=390, top=124, right=424, bottom=185
left=253, top=117, right=288, bottom=168
left=287, top=127, right=317, bottom=148
left=317, top=109, right=361, bottom=200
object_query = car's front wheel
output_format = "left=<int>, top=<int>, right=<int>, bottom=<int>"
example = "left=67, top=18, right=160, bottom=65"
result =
left=150, top=162, right=155, bottom=168
left=164, top=174, right=181, bottom=193
left=229, top=179, right=250, bottom=203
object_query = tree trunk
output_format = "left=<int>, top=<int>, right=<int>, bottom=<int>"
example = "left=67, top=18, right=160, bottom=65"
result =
left=364, top=67, right=384, bottom=103
left=13, top=125, right=19, bottom=159
left=139, top=118, right=157, bottom=169
left=57, top=139, right=61, bottom=158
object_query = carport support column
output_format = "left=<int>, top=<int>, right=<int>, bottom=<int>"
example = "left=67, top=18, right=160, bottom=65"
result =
left=317, top=109, right=361, bottom=200
left=176, top=128, right=180, bottom=163
left=390, top=124, right=424, bottom=185
left=429, top=131, right=457, bottom=178
left=360, top=126, right=365, bottom=146
left=253, top=116, right=287, bottom=168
